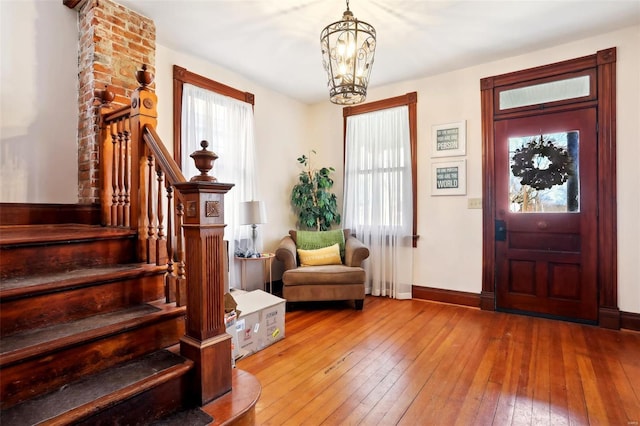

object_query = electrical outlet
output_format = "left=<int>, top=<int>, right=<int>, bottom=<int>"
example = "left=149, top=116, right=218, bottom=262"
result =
left=467, top=198, right=482, bottom=209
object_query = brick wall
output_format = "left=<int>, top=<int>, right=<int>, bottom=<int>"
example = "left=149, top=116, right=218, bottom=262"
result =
left=76, top=0, right=155, bottom=203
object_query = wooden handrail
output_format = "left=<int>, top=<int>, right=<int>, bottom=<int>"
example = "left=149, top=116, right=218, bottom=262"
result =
left=142, top=125, right=186, bottom=186
left=103, top=104, right=132, bottom=123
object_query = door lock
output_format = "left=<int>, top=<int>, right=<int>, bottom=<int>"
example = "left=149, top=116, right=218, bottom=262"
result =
left=495, top=220, right=507, bottom=241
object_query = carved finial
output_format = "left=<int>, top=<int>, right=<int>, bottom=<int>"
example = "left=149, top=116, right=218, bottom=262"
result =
left=100, top=84, right=115, bottom=105
left=136, top=64, right=154, bottom=89
left=189, top=140, right=219, bottom=182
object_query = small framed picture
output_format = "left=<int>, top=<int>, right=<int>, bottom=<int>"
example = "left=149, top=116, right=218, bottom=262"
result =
left=431, top=159, right=466, bottom=196
left=431, top=121, right=466, bottom=157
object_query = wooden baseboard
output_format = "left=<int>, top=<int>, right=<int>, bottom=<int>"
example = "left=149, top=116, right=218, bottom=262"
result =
left=412, top=286, right=480, bottom=308
left=0, top=203, right=101, bottom=226
left=621, top=311, right=640, bottom=332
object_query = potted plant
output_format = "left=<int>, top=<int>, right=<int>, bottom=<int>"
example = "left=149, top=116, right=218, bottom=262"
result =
left=291, top=150, right=341, bottom=231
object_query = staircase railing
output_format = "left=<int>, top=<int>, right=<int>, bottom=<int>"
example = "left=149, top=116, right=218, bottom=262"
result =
left=99, top=65, right=234, bottom=404
left=101, top=95, right=186, bottom=305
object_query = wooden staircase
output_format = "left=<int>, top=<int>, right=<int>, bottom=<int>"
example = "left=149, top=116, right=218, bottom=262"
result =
left=0, top=64, right=261, bottom=425
left=0, top=224, right=199, bottom=425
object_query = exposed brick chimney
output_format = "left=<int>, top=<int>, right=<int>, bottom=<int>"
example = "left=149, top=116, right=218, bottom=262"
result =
left=73, top=0, right=156, bottom=203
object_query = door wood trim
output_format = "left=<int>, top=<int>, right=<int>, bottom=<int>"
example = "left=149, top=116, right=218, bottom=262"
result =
left=595, top=48, right=618, bottom=327
left=480, top=75, right=497, bottom=312
left=480, top=47, right=619, bottom=328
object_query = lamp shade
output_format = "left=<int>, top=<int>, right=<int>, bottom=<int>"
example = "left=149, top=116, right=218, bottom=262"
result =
left=239, top=201, right=267, bottom=225
left=320, top=1, right=376, bottom=105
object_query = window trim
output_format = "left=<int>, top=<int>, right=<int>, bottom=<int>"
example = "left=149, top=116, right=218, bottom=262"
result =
left=172, top=65, right=255, bottom=167
left=343, top=92, right=418, bottom=247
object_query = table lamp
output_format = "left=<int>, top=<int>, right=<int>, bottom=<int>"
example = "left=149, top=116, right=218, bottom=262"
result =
left=239, top=200, right=267, bottom=256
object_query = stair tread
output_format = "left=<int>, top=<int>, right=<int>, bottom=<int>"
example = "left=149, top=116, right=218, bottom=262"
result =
left=0, top=263, right=165, bottom=296
left=1, top=350, right=190, bottom=426
left=0, top=304, right=161, bottom=355
left=151, top=407, right=213, bottom=425
left=0, top=224, right=135, bottom=246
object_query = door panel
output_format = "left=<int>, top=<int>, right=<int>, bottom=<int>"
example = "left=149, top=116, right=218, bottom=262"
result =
left=495, top=108, right=598, bottom=322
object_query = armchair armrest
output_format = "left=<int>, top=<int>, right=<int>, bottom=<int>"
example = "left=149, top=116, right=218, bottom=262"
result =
left=275, top=236, right=298, bottom=271
left=344, top=236, right=369, bottom=267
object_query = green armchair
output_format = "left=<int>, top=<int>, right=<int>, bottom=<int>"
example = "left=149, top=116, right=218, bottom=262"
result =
left=275, top=229, right=369, bottom=310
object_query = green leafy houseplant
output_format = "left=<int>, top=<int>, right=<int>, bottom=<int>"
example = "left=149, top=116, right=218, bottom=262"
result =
left=291, top=151, right=341, bottom=231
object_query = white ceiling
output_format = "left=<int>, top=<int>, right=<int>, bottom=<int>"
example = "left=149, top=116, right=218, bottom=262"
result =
left=119, top=0, right=640, bottom=105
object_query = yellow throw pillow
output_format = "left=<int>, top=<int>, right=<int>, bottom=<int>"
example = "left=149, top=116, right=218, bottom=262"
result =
left=297, top=243, right=342, bottom=267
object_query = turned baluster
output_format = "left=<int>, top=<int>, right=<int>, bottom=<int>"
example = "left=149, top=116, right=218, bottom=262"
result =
left=156, top=167, right=167, bottom=265
left=123, top=119, right=131, bottom=227
left=146, top=154, right=157, bottom=263
left=117, top=118, right=126, bottom=226
left=165, top=184, right=175, bottom=303
left=110, top=121, right=119, bottom=226
left=176, top=201, right=186, bottom=306
left=99, top=85, right=116, bottom=227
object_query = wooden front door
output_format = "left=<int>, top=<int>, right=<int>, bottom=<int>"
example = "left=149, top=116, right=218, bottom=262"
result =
left=494, top=108, right=598, bottom=322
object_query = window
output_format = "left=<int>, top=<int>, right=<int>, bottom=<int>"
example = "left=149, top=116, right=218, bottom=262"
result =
left=342, top=92, right=417, bottom=299
left=173, top=66, right=257, bottom=289
left=345, top=107, right=411, bottom=228
left=342, top=92, right=418, bottom=245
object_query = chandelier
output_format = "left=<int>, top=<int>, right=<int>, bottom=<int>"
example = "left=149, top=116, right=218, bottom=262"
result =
left=320, top=0, right=376, bottom=105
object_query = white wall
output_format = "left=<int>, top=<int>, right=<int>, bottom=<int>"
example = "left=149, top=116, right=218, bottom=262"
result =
left=0, top=0, right=78, bottom=203
left=312, top=25, right=640, bottom=314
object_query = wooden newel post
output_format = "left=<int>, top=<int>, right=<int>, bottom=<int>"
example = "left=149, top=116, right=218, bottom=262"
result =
left=130, top=64, right=158, bottom=261
left=175, top=141, right=234, bottom=405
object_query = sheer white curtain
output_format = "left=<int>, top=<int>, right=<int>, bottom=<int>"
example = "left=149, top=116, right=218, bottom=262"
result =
left=181, top=83, right=258, bottom=288
left=343, top=106, right=413, bottom=299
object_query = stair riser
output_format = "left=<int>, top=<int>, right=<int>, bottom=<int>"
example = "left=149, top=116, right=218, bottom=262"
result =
left=1, top=275, right=165, bottom=337
left=1, top=237, right=136, bottom=280
left=0, top=315, right=185, bottom=409
left=73, top=371, right=192, bottom=426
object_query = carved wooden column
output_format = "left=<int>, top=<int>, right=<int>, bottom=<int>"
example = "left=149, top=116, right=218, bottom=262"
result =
left=175, top=141, right=234, bottom=404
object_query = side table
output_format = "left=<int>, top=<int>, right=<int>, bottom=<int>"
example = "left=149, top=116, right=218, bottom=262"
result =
left=235, top=253, right=275, bottom=293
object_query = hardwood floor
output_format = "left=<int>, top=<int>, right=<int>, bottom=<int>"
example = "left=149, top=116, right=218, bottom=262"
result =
left=236, top=296, right=640, bottom=425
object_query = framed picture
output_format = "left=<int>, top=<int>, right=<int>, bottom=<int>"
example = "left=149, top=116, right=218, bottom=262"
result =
left=431, top=121, right=466, bottom=157
left=431, top=159, right=466, bottom=196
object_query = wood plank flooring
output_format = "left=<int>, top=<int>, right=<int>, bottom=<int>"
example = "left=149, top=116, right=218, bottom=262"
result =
left=236, top=297, right=640, bottom=425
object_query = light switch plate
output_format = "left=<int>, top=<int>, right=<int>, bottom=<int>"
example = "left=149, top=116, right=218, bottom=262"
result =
left=467, top=198, right=482, bottom=209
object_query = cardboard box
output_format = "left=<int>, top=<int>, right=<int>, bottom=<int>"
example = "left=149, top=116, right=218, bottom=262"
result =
left=233, top=290, right=285, bottom=356
left=262, top=298, right=285, bottom=347
left=235, top=310, right=261, bottom=356
left=224, top=311, right=240, bottom=363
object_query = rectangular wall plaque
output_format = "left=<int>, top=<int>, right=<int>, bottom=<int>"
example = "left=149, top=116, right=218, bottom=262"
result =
left=431, top=159, right=466, bottom=196
left=431, top=121, right=466, bottom=157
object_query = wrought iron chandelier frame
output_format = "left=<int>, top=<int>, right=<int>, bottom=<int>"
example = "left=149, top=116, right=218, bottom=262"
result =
left=320, top=0, right=376, bottom=105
